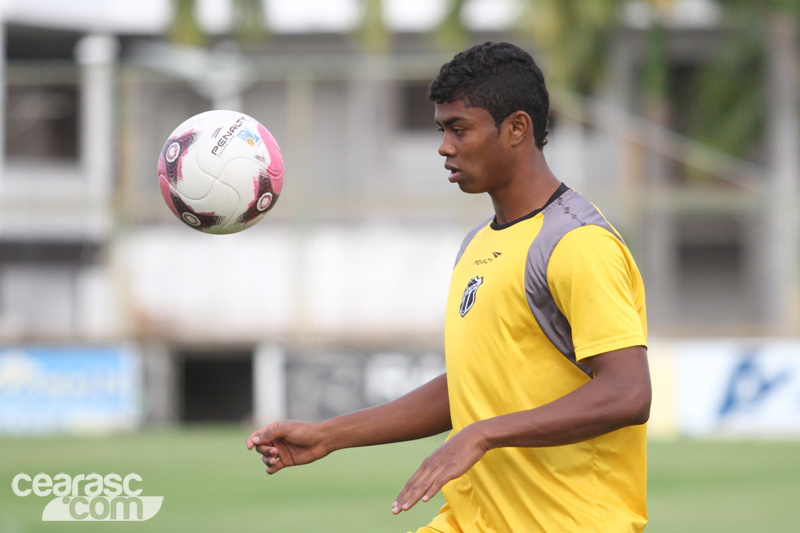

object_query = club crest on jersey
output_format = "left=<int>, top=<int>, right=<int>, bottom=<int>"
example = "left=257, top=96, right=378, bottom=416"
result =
left=460, top=276, right=483, bottom=317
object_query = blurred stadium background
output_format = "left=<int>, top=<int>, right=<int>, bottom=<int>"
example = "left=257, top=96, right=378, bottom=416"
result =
left=1, top=0, right=800, bottom=531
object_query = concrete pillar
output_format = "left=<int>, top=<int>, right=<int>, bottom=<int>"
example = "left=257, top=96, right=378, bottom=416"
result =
left=346, top=54, right=391, bottom=195
left=205, top=40, right=247, bottom=111
left=597, top=32, right=637, bottom=222
left=642, top=100, right=678, bottom=326
left=764, top=14, right=800, bottom=333
left=141, top=343, right=180, bottom=426
left=75, top=34, right=118, bottom=203
left=253, top=344, right=286, bottom=424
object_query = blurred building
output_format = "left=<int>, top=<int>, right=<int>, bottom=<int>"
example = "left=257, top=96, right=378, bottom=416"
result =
left=1, top=0, right=798, bottom=432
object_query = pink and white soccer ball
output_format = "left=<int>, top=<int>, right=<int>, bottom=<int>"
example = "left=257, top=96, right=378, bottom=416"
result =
left=157, top=110, right=284, bottom=234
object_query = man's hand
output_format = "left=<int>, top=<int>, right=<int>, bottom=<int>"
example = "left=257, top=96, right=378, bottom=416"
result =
left=246, top=421, right=331, bottom=475
left=392, top=424, right=487, bottom=514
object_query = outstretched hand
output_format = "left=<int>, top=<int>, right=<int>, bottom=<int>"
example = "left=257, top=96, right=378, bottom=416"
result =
left=246, top=420, right=331, bottom=475
left=392, top=424, right=487, bottom=514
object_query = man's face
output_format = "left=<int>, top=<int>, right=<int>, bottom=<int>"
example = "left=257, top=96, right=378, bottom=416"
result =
left=434, top=99, right=511, bottom=194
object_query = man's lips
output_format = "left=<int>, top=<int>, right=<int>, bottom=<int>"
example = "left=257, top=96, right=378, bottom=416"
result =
left=445, top=163, right=461, bottom=182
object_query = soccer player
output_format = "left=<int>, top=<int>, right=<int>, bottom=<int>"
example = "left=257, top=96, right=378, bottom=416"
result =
left=247, top=41, right=651, bottom=532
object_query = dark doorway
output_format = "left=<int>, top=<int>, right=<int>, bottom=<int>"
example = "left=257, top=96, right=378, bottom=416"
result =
left=180, top=350, right=253, bottom=422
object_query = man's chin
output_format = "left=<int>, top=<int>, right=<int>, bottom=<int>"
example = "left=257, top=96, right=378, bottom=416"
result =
left=456, top=181, right=484, bottom=194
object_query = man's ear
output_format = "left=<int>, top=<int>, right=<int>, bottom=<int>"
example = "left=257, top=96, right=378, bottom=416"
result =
left=506, top=111, right=533, bottom=147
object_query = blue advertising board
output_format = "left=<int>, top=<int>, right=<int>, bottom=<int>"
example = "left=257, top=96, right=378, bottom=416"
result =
left=674, top=340, right=800, bottom=436
left=0, top=346, right=141, bottom=434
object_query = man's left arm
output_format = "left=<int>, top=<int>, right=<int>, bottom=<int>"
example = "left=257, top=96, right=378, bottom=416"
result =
left=392, top=345, right=650, bottom=514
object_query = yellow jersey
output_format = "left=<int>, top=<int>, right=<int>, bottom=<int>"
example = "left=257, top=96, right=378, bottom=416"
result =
left=424, top=185, right=648, bottom=533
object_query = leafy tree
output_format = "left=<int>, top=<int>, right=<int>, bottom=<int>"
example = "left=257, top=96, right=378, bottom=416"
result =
left=515, top=0, right=628, bottom=93
left=168, top=0, right=205, bottom=47
left=167, top=0, right=265, bottom=47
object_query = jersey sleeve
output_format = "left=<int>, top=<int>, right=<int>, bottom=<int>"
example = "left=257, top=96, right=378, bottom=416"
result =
left=547, top=224, right=647, bottom=362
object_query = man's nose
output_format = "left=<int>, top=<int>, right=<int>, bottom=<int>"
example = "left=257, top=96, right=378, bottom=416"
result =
left=438, top=136, right=455, bottom=157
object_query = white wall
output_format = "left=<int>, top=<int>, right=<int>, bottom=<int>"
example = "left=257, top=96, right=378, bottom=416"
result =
left=122, top=224, right=465, bottom=340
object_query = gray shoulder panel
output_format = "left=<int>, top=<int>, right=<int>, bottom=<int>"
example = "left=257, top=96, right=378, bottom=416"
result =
left=454, top=216, right=493, bottom=268
left=524, top=189, right=622, bottom=377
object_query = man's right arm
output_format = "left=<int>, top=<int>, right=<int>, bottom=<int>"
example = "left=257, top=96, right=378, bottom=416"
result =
left=246, top=372, right=451, bottom=474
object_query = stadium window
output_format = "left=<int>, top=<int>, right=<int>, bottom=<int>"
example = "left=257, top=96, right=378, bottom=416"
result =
left=398, top=80, right=436, bottom=132
left=5, top=85, right=80, bottom=162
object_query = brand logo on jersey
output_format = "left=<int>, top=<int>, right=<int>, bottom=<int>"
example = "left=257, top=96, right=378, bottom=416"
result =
left=474, top=252, right=502, bottom=266
left=459, top=276, right=483, bottom=317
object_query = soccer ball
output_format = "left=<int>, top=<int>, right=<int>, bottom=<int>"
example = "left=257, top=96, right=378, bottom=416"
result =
left=157, top=109, right=284, bottom=234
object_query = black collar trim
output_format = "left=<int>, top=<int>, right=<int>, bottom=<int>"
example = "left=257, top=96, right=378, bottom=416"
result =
left=490, top=182, right=570, bottom=230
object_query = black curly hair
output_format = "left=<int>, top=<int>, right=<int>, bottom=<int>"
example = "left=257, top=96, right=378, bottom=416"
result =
left=429, top=41, right=550, bottom=149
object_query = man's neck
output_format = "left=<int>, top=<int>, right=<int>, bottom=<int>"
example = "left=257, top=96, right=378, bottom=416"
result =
left=490, top=164, right=561, bottom=226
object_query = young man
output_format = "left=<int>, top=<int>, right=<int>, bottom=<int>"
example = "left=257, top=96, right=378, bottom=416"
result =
left=247, top=41, right=651, bottom=532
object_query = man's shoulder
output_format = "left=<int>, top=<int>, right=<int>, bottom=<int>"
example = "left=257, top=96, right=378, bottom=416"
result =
left=526, top=189, right=627, bottom=291
left=541, top=189, right=619, bottom=238
left=453, top=216, right=494, bottom=267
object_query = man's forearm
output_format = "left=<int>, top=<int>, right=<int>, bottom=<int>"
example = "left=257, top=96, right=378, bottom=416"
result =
left=320, top=372, right=451, bottom=453
left=474, top=346, right=650, bottom=450
left=476, top=376, right=647, bottom=450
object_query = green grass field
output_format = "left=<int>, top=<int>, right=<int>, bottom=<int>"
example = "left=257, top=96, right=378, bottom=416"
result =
left=1, top=426, right=799, bottom=532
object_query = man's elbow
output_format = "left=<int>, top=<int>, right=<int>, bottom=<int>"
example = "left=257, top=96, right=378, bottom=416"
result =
left=626, top=386, right=651, bottom=426
left=610, top=379, right=651, bottom=427
left=630, top=399, right=650, bottom=426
